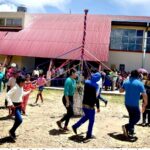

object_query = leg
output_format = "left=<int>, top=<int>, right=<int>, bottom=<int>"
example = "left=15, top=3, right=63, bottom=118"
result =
left=39, top=91, right=44, bottom=103
left=142, top=111, right=147, bottom=124
left=73, top=108, right=89, bottom=129
left=126, top=106, right=140, bottom=135
left=147, top=110, right=150, bottom=124
left=64, top=105, right=74, bottom=128
left=10, top=107, right=23, bottom=136
left=35, top=91, right=40, bottom=103
left=87, top=109, right=95, bottom=138
left=22, top=94, right=29, bottom=114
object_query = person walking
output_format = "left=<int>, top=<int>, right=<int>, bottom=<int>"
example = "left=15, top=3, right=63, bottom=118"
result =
left=72, top=72, right=100, bottom=139
left=119, top=70, right=147, bottom=139
left=56, top=69, right=77, bottom=131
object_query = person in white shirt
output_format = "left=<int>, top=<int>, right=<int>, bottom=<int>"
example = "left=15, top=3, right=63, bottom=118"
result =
left=97, top=74, right=108, bottom=106
left=6, top=76, right=31, bottom=139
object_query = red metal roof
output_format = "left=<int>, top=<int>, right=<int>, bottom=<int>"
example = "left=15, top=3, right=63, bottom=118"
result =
left=1, top=14, right=150, bottom=61
left=0, top=14, right=111, bottom=61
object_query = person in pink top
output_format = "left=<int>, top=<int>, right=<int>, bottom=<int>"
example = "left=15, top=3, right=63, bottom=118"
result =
left=35, top=73, right=47, bottom=104
left=22, top=74, right=36, bottom=115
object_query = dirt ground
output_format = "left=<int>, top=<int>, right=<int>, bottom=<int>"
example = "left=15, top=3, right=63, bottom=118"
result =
left=0, top=89, right=150, bottom=148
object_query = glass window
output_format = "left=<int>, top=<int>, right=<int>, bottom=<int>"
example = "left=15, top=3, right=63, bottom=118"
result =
left=147, top=31, right=150, bottom=37
left=110, top=28, right=144, bottom=52
left=0, top=18, right=5, bottom=26
left=6, top=18, right=22, bottom=26
left=146, top=32, right=150, bottom=52
left=147, top=44, right=150, bottom=52
left=137, top=30, right=143, bottom=36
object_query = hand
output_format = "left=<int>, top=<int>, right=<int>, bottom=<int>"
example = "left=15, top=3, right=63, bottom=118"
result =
left=66, top=102, right=70, bottom=108
left=142, top=105, right=146, bottom=113
left=8, top=105, right=14, bottom=109
left=142, top=103, right=146, bottom=113
left=97, top=109, right=100, bottom=113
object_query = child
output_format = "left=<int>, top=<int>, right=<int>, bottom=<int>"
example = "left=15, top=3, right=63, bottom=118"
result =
left=142, top=76, right=150, bottom=126
left=22, top=74, right=36, bottom=115
left=6, top=76, right=31, bottom=139
left=35, top=73, right=47, bottom=104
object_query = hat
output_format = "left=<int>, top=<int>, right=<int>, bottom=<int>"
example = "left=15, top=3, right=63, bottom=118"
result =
left=11, top=63, right=16, bottom=67
left=91, top=72, right=101, bottom=83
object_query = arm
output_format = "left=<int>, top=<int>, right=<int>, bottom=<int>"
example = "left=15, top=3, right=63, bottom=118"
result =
left=23, top=90, right=31, bottom=96
left=64, top=79, right=71, bottom=107
left=142, top=93, right=148, bottom=113
left=119, top=88, right=125, bottom=93
left=6, top=87, right=16, bottom=106
left=96, top=98, right=100, bottom=112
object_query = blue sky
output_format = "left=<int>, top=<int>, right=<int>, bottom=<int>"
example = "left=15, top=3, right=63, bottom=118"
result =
left=0, top=0, right=150, bottom=16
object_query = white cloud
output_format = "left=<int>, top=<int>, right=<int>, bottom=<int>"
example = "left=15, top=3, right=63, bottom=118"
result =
left=0, top=0, right=71, bottom=12
left=114, top=0, right=150, bottom=6
left=0, top=4, right=16, bottom=12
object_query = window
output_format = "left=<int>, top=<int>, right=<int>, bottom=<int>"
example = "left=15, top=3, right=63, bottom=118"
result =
left=110, top=29, right=144, bottom=51
left=6, top=18, right=22, bottom=26
left=146, top=31, right=150, bottom=52
left=0, top=18, right=5, bottom=26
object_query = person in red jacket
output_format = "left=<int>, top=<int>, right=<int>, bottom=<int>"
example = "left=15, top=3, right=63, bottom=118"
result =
left=22, top=74, right=35, bottom=115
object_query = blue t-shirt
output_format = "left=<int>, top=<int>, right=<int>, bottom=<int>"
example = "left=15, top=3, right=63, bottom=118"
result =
left=122, top=78, right=146, bottom=107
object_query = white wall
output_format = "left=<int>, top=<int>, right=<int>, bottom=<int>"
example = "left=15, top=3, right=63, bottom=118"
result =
left=109, top=51, right=150, bottom=72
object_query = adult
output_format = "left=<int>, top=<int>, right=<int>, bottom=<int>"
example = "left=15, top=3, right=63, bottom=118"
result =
left=97, top=74, right=108, bottom=106
left=119, top=70, right=147, bottom=139
left=72, top=72, right=100, bottom=139
left=56, top=69, right=77, bottom=131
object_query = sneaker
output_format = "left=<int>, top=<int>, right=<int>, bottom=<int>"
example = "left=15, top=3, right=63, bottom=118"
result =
left=142, top=122, right=147, bottom=127
left=122, top=125, right=129, bottom=137
left=56, top=121, right=63, bottom=129
left=63, top=126, right=69, bottom=131
left=9, top=130, right=16, bottom=139
left=105, top=101, right=108, bottom=107
left=72, top=126, right=77, bottom=134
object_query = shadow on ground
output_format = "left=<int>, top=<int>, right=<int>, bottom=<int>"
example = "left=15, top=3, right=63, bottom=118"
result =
left=0, top=136, right=15, bottom=145
left=49, top=129, right=69, bottom=136
left=0, top=116, right=14, bottom=121
left=108, top=132, right=138, bottom=142
left=68, top=133, right=91, bottom=143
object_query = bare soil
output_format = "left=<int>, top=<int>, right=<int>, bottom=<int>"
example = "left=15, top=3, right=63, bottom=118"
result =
left=0, top=89, right=150, bottom=148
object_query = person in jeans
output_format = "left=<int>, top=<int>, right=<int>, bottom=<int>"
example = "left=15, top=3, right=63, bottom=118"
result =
left=6, top=76, right=31, bottom=139
left=56, top=69, right=77, bottom=131
left=119, top=70, right=147, bottom=139
left=97, top=77, right=108, bottom=106
left=72, top=72, right=100, bottom=139
left=142, top=76, right=150, bottom=126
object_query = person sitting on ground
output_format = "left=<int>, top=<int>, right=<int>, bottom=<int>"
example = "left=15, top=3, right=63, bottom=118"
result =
left=119, top=70, right=147, bottom=140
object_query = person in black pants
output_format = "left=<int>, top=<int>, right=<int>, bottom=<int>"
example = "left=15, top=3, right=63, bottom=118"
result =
left=56, top=69, right=77, bottom=131
left=142, top=79, right=150, bottom=126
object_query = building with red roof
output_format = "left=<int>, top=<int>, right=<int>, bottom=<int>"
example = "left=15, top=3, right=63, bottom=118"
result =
left=0, top=11, right=150, bottom=72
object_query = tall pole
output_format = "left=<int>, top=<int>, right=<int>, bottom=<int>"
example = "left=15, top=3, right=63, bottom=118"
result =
left=81, top=9, right=88, bottom=74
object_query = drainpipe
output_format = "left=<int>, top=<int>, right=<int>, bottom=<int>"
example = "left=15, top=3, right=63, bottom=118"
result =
left=142, top=22, right=149, bottom=68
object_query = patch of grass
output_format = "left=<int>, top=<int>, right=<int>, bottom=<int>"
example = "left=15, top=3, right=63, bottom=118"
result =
left=101, top=94, right=124, bottom=105
left=41, top=89, right=125, bottom=105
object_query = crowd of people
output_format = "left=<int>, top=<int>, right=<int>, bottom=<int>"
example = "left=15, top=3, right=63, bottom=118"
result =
left=0, top=61, right=150, bottom=142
